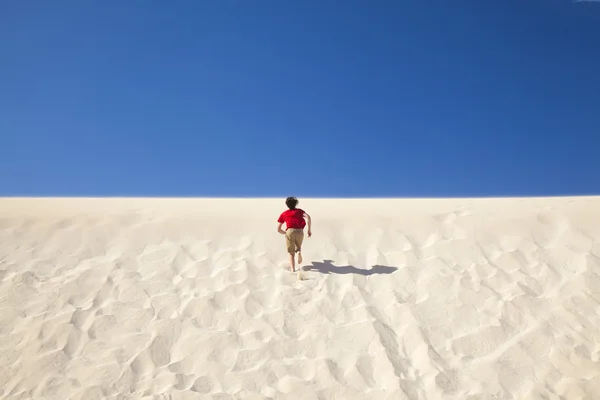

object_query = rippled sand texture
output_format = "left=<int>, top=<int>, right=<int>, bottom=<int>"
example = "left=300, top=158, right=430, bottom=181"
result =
left=1, top=197, right=600, bottom=400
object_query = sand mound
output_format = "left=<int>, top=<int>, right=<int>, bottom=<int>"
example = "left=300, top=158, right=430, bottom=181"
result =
left=1, top=197, right=600, bottom=399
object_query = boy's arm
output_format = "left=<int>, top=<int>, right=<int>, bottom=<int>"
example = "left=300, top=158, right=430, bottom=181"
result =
left=277, top=222, right=286, bottom=235
left=304, top=213, right=312, bottom=237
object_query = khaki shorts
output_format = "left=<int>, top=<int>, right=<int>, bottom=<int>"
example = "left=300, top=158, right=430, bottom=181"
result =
left=285, top=228, right=304, bottom=254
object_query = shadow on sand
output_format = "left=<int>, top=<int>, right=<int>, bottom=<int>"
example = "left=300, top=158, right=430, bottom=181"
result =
left=303, top=259, right=398, bottom=276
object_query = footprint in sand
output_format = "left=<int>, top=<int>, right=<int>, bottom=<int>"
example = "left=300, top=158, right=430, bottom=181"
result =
left=190, top=376, right=214, bottom=394
left=88, top=314, right=119, bottom=341
left=92, top=277, right=115, bottom=308
left=244, top=294, right=264, bottom=318
left=356, top=355, right=376, bottom=387
left=70, top=308, right=96, bottom=331
left=63, top=329, right=86, bottom=358
left=174, top=374, right=196, bottom=390
left=150, top=335, right=172, bottom=367
left=232, top=349, right=265, bottom=371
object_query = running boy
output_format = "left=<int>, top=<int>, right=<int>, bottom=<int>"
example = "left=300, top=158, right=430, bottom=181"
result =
left=277, top=197, right=312, bottom=272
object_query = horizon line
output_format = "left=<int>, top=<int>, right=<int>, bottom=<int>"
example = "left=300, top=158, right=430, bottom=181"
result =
left=1, top=194, right=599, bottom=200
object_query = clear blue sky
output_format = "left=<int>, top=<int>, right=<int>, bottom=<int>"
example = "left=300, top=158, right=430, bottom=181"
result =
left=2, top=0, right=600, bottom=197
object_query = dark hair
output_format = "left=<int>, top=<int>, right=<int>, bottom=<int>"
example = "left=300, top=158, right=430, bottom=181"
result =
left=285, top=196, right=299, bottom=210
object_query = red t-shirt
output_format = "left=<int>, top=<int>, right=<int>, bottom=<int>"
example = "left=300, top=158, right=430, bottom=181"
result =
left=277, top=208, right=306, bottom=230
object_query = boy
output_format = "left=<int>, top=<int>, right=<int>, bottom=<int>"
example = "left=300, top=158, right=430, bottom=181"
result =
left=277, top=196, right=312, bottom=272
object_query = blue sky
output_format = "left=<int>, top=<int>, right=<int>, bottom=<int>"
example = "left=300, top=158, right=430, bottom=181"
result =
left=2, top=0, right=599, bottom=197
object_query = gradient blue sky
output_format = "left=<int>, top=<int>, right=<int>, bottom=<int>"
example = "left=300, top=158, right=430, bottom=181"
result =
left=2, top=0, right=600, bottom=197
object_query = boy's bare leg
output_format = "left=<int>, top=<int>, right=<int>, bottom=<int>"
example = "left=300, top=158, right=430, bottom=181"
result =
left=289, top=253, right=296, bottom=272
left=297, top=250, right=303, bottom=264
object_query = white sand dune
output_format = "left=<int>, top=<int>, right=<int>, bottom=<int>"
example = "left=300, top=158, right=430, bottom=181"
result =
left=1, top=197, right=600, bottom=400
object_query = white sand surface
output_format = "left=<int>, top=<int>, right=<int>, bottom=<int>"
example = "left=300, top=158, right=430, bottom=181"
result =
left=1, top=196, right=600, bottom=400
